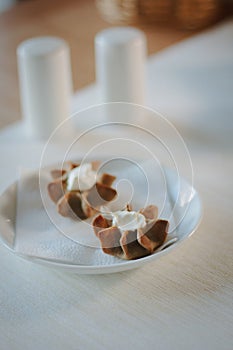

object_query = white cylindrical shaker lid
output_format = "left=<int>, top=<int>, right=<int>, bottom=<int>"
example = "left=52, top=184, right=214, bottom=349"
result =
left=95, top=27, right=147, bottom=105
left=17, top=36, right=72, bottom=139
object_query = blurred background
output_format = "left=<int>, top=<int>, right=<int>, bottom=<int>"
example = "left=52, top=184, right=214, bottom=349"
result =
left=0, top=0, right=233, bottom=129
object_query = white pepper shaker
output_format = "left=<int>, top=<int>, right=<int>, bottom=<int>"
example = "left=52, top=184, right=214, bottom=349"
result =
left=17, top=36, right=72, bottom=139
left=95, top=27, right=147, bottom=105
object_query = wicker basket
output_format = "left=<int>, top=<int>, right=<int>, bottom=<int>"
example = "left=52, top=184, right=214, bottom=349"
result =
left=96, top=0, right=221, bottom=30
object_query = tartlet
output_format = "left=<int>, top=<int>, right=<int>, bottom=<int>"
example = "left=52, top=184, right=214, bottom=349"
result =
left=47, top=161, right=117, bottom=220
left=92, top=205, right=169, bottom=260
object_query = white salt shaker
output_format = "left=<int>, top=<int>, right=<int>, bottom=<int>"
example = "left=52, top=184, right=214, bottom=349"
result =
left=17, top=36, right=72, bottom=139
left=95, top=27, right=147, bottom=105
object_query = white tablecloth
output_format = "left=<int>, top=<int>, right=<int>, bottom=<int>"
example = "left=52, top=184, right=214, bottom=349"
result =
left=0, top=20, right=233, bottom=350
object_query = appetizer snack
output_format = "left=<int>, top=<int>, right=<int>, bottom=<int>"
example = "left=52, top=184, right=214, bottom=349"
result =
left=93, top=205, right=169, bottom=260
left=48, top=161, right=117, bottom=220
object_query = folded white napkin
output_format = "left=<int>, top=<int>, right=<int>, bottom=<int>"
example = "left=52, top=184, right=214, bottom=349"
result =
left=15, top=169, right=120, bottom=265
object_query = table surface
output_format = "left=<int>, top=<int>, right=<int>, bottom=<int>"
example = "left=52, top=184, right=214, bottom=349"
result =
left=0, top=1, right=233, bottom=350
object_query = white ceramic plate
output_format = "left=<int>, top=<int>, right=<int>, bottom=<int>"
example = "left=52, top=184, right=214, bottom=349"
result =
left=0, top=164, right=202, bottom=274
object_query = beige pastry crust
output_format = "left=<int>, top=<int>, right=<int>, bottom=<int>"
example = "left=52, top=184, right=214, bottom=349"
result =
left=47, top=161, right=117, bottom=220
left=92, top=205, right=168, bottom=260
